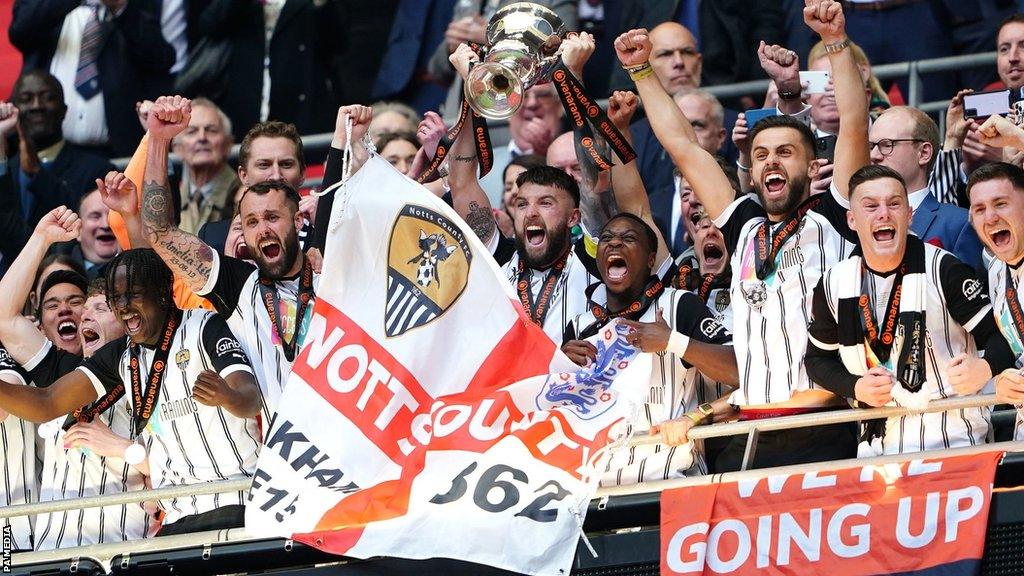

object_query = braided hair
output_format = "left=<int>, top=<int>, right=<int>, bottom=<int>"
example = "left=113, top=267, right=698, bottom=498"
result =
left=104, top=249, right=175, bottom=312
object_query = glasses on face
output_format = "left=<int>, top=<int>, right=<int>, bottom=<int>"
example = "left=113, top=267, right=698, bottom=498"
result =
left=868, top=138, right=924, bottom=157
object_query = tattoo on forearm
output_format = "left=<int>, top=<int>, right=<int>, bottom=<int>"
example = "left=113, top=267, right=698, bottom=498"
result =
left=580, top=188, right=619, bottom=235
left=141, top=180, right=174, bottom=232
left=465, top=201, right=496, bottom=242
left=453, top=155, right=476, bottom=163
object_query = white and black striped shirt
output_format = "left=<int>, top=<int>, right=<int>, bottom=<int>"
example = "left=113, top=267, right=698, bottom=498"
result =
left=197, top=252, right=319, bottom=424
left=21, top=341, right=157, bottom=550
left=78, top=310, right=260, bottom=525
left=0, top=348, right=36, bottom=551
left=495, top=237, right=600, bottom=344
left=809, top=246, right=1000, bottom=454
left=714, top=189, right=856, bottom=406
left=986, top=258, right=1024, bottom=441
left=566, top=288, right=731, bottom=485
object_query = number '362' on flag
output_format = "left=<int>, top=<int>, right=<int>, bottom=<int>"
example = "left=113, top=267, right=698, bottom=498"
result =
left=244, top=155, right=651, bottom=576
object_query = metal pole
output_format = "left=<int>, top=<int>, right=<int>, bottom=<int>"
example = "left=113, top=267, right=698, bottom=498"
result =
left=908, top=61, right=922, bottom=108
left=739, top=427, right=759, bottom=471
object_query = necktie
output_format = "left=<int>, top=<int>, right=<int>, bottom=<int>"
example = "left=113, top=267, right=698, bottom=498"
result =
left=75, top=6, right=102, bottom=99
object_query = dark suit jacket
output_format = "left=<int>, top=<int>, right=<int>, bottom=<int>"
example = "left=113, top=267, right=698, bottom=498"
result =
left=0, top=164, right=29, bottom=276
left=10, top=0, right=175, bottom=157
left=197, top=0, right=347, bottom=141
left=609, top=0, right=784, bottom=93
left=197, top=218, right=230, bottom=257
left=911, top=192, right=984, bottom=272
left=630, top=107, right=739, bottom=196
left=648, top=184, right=689, bottom=258
left=9, top=143, right=115, bottom=226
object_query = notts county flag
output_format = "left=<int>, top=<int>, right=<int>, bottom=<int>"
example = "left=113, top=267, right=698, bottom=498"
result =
left=385, top=206, right=471, bottom=337
left=245, top=156, right=650, bottom=576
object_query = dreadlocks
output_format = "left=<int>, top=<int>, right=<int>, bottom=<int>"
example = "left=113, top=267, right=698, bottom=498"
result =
left=104, top=249, right=175, bottom=312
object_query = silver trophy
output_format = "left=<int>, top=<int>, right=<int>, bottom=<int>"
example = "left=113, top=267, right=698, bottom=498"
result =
left=464, top=2, right=566, bottom=120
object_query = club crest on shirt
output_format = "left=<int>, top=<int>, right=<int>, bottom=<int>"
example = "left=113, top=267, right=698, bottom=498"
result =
left=385, top=204, right=472, bottom=337
left=175, top=349, right=190, bottom=371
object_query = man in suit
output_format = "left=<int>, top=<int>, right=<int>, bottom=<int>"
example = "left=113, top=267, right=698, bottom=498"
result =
left=9, top=0, right=175, bottom=157
left=632, top=83, right=737, bottom=196
left=608, top=0, right=785, bottom=93
left=869, top=106, right=983, bottom=271
left=194, top=0, right=347, bottom=141
left=172, top=98, right=240, bottom=235
left=0, top=72, right=114, bottom=230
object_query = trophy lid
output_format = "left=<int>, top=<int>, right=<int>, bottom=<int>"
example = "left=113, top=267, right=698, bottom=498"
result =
left=486, top=2, right=565, bottom=48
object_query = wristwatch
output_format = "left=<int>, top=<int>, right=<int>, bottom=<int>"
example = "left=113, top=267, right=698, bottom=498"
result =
left=684, top=403, right=715, bottom=425
left=123, top=442, right=146, bottom=466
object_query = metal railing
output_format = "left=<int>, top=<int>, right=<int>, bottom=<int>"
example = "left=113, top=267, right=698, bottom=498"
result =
left=10, top=437, right=1023, bottom=570
left=111, top=51, right=998, bottom=175
left=0, top=394, right=1009, bottom=523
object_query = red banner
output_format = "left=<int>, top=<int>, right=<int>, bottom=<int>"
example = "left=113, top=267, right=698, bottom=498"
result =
left=661, top=452, right=1002, bottom=575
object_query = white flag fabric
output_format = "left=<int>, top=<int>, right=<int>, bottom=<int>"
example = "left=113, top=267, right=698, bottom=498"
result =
left=245, top=156, right=649, bottom=575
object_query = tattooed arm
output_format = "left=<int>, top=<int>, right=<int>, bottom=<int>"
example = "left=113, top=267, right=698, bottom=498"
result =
left=141, top=96, right=216, bottom=292
left=447, top=44, right=498, bottom=244
left=576, top=134, right=619, bottom=235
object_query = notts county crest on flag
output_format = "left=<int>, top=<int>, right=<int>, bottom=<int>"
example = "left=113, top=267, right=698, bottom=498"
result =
left=385, top=204, right=472, bottom=337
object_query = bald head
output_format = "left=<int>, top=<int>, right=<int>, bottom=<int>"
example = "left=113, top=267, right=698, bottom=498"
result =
left=649, top=22, right=702, bottom=94
left=546, top=132, right=581, bottom=185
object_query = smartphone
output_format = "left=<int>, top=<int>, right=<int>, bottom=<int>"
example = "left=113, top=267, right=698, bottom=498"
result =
left=816, top=134, right=837, bottom=163
left=964, top=89, right=1010, bottom=119
left=744, top=107, right=778, bottom=129
left=799, top=70, right=830, bottom=94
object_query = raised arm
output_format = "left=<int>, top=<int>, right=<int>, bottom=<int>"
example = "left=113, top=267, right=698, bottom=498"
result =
left=614, top=29, right=735, bottom=221
left=0, top=207, right=80, bottom=363
left=311, top=104, right=373, bottom=254
left=805, top=0, right=869, bottom=199
left=97, top=171, right=148, bottom=248
left=607, top=90, right=670, bottom=267
left=446, top=44, right=500, bottom=244
left=140, top=96, right=217, bottom=293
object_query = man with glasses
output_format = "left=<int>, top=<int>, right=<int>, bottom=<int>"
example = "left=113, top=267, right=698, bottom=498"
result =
left=867, top=106, right=982, bottom=271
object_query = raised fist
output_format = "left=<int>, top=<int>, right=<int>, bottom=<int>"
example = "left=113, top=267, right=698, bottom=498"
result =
left=35, top=206, right=81, bottom=245
left=803, top=0, right=846, bottom=43
left=0, top=102, right=18, bottom=137
left=614, top=29, right=652, bottom=69
left=977, top=114, right=1024, bottom=151
left=332, top=104, right=373, bottom=149
left=560, top=31, right=596, bottom=78
left=147, top=95, right=192, bottom=142
left=757, top=42, right=801, bottom=93
left=607, top=90, right=639, bottom=131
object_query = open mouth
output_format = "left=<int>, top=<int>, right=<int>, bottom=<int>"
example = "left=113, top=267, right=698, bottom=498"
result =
left=991, top=229, right=1012, bottom=249
left=525, top=226, right=546, bottom=248
left=763, top=172, right=787, bottom=196
left=95, top=231, right=117, bottom=244
left=702, top=243, right=724, bottom=266
left=122, top=312, right=142, bottom=335
left=235, top=242, right=251, bottom=260
left=259, top=239, right=282, bottom=259
left=605, top=254, right=628, bottom=282
left=81, top=327, right=100, bottom=346
left=872, top=225, right=896, bottom=242
left=57, top=320, right=78, bottom=342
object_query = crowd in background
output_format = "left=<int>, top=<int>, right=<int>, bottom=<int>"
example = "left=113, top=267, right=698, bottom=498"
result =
left=1, top=0, right=1024, bottom=556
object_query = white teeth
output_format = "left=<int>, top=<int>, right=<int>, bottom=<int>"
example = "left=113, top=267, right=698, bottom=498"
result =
left=765, top=174, right=785, bottom=184
left=526, top=226, right=543, bottom=232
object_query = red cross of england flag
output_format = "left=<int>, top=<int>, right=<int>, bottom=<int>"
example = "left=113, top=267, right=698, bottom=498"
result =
left=244, top=155, right=651, bottom=575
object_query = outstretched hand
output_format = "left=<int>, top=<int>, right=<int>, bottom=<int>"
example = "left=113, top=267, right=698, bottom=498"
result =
left=97, top=171, right=139, bottom=216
